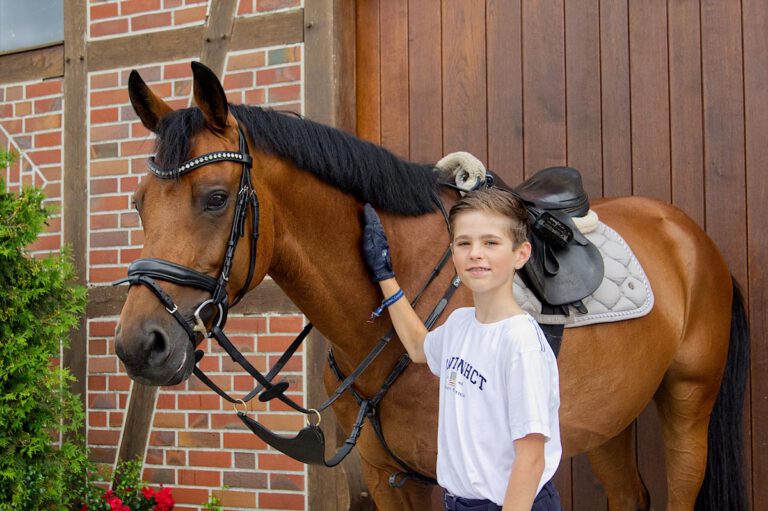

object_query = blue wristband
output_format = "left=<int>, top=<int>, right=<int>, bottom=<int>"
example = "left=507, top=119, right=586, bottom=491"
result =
left=369, top=288, right=404, bottom=321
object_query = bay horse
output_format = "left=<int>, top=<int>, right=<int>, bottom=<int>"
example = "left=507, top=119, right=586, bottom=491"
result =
left=114, top=62, right=749, bottom=511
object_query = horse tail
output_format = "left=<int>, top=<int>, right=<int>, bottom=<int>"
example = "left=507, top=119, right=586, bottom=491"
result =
left=694, top=277, right=750, bottom=511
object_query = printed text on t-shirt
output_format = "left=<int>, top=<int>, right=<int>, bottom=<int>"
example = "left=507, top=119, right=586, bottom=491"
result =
left=444, top=356, right=487, bottom=390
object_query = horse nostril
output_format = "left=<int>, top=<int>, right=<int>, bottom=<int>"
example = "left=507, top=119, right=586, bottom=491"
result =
left=143, top=328, right=170, bottom=364
left=115, top=338, right=126, bottom=361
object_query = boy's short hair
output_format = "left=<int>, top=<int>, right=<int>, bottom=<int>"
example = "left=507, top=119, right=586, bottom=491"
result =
left=448, top=188, right=530, bottom=246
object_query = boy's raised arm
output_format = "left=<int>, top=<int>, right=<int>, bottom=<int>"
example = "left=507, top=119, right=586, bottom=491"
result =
left=362, top=204, right=428, bottom=363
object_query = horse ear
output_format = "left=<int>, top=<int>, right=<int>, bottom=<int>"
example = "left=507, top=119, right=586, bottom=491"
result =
left=128, top=70, right=173, bottom=133
left=191, top=61, right=229, bottom=132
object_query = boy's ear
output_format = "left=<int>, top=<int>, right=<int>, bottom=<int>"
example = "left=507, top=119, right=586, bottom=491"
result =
left=514, top=241, right=532, bottom=270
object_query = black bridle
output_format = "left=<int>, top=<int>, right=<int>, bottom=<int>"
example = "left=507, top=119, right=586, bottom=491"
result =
left=115, top=129, right=259, bottom=340
left=115, top=126, right=461, bottom=485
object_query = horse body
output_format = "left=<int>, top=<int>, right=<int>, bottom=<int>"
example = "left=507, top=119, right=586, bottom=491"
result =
left=261, top=154, right=733, bottom=509
left=257, top=135, right=732, bottom=506
left=115, top=63, right=746, bottom=511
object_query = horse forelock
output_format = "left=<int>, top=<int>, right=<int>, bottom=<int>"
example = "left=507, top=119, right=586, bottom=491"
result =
left=151, top=104, right=440, bottom=215
left=154, top=107, right=206, bottom=177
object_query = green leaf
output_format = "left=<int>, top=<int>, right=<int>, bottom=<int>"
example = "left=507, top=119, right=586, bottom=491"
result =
left=0, top=154, right=90, bottom=510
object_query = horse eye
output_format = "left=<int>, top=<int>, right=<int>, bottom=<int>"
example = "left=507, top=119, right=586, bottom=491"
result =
left=206, top=192, right=228, bottom=211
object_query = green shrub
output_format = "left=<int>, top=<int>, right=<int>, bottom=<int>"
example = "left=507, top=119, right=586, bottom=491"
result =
left=0, top=149, right=89, bottom=510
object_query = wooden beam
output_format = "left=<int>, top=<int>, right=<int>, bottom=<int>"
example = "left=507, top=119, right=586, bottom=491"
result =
left=121, top=3, right=240, bottom=464
left=0, top=44, right=64, bottom=85
left=304, top=1, right=366, bottom=509
left=230, top=9, right=305, bottom=53
left=115, top=382, right=159, bottom=467
left=87, top=26, right=202, bottom=72
left=200, top=0, right=239, bottom=76
left=304, top=2, right=355, bottom=129
left=86, top=10, right=304, bottom=74
left=89, top=278, right=299, bottom=318
left=62, top=0, right=88, bottom=437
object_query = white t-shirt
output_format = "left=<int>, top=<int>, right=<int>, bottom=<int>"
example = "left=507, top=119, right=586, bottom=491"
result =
left=424, top=307, right=561, bottom=505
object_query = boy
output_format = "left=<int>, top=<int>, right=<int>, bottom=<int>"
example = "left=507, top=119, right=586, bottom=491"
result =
left=362, top=188, right=562, bottom=511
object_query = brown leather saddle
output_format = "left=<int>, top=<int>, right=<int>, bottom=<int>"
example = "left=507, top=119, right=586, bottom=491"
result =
left=496, top=166, right=604, bottom=310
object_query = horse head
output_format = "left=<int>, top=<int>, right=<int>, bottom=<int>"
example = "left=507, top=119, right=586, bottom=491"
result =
left=116, top=61, right=448, bottom=392
left=115, top=62, right=275, bottom=385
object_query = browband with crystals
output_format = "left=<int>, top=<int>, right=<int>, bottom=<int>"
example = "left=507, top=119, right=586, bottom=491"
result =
left=146, top=131, right=253, bottom=179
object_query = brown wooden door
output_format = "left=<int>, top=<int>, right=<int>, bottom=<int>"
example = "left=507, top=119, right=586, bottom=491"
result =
left=353, top=1, right=768, bottom=509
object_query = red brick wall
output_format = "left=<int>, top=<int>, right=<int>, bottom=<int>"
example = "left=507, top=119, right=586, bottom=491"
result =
left=2, top=2, right=308, bottom=510
left=88, top=313, right=308, bottom=510
left=85, top=43, right=306, bottom=509
left=0, top=78, right=64, bottom=254
left=89, top=0, right=210, bottom=39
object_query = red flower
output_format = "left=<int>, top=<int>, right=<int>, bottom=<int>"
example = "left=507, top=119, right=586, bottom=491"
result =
left=153, top=486, right=175, bottom=511
left=105, top=495, right=129, bottom=511
left=142, top=486, right=155, bottom=499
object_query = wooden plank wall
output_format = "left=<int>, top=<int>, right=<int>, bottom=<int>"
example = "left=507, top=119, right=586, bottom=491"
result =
left=354, top=1, right=768, bottom=509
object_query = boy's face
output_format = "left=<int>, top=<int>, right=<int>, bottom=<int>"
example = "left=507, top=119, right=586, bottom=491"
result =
left=450, top=210, right=531, bottom=296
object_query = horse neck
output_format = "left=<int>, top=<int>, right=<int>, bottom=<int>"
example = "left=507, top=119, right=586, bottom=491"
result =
left=264, top=162, right=381, bottom=354
left=262, top=160, right=452, bottom=363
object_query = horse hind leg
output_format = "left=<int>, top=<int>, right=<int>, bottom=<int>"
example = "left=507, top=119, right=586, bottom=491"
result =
left=653, top=312, right=730, bottom=510
left=587, top=423, right=651, bottom=511
left=653, top=374, right=713, bottom=511
left=657, top=280, right=749, bottom=511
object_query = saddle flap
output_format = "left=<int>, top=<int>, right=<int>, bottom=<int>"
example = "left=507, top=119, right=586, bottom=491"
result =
left=523, top=212, right=604, bottom=306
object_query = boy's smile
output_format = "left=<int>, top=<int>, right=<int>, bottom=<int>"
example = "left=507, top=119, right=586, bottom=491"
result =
left=451, top=210, right=531, bottom=301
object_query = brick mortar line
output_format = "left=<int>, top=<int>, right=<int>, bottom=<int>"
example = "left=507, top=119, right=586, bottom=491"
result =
left=88, top=22, right=208, bottom=43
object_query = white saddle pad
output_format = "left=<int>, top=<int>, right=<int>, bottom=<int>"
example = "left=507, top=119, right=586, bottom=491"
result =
left=514, top=222, right=654, bottom=328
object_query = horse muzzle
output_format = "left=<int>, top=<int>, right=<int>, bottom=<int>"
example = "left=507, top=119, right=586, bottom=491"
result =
left=114, top=318, right=196, bottom=386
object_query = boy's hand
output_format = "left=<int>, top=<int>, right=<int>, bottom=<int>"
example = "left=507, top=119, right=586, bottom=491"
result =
left=362, top=204, right=396, bottom=282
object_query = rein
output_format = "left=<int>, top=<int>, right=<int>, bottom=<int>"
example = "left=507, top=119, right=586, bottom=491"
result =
left=115, top=128, right=461, bottom=485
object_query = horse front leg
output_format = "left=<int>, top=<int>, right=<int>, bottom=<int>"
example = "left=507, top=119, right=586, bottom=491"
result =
left=357, top=444, right=442, bottom=511
left=587, top=423, right=651, bottom=511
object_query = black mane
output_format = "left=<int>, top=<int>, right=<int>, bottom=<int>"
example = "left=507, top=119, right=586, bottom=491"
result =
left=154, top=104, right=440, bottom=215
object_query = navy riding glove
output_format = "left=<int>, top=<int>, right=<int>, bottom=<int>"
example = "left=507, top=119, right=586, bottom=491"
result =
left=362, top=204, right=396, bottom=282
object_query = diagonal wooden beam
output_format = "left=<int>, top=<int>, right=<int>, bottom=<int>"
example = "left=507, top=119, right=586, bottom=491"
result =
left=115, top=0, right=239, bottom=470
left=201, top=0, right=240, bottom=76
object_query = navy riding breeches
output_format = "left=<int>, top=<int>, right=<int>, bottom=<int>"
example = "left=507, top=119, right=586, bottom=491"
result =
left=443, top=480, right=561, bottom=511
